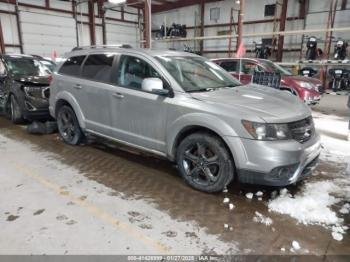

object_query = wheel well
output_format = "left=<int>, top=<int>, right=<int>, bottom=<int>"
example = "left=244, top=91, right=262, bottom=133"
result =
left=172, top=126, right=235, bottom=166
left=55, top=99, right=71, bottom=117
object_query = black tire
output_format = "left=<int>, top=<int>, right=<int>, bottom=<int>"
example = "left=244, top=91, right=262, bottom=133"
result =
left=176, top=132, right=234, bottom=193
left=57, top=105, right=84, bottom=145
left=10, top=95, right=25, bottom=124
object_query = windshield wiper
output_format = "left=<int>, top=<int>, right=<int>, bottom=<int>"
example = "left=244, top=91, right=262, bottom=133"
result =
left=187, top=88, right=215, bottom=93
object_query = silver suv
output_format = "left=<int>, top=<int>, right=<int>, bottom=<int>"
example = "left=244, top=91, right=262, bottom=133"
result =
left=49, top=46, right=321, bottom=193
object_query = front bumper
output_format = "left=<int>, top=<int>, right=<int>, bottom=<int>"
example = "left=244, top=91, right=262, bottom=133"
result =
left=224, top=133, right=321, bottom=186
left=21, top=95, right=50, bottom=120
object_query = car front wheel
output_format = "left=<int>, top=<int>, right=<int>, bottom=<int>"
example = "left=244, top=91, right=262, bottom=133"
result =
left=10, top=95, right=24, bottom=124
left=176, top=132, right=234, bottom=193
left=57, top=105, right=84, bottom=145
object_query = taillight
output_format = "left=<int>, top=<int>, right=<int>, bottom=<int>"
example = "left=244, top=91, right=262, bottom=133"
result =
left=48, top=75, right=53, bottom=85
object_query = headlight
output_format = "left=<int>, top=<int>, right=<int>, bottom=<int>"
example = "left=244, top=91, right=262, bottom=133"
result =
left=296, top=81, right=314, bottom=90
left=242, top=120, right=291, bottom=140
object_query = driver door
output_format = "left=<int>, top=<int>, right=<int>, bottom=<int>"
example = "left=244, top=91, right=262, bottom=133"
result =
left=110, top=55, right=169, bottom=153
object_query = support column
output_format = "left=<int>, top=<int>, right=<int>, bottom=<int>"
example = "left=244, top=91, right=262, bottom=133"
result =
left=276, top=0, right=288, bottom=62
left=199, top=0, right=205, bottom=54
left=97, top=0, right=107, bottom=45
left=15, top=2, right=24, bottom=53
left=88, top=0, right=96, bottom=46
left=237, top=0, right=245, bottom=49
left=144, top=0, right=151, bottom=48
left=0, top=18, right=5, bottom=54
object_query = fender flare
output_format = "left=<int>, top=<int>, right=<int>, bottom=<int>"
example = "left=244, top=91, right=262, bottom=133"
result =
left=166, top=113, right=239, bottom=160
left=54, top=91, right=86, bottom=130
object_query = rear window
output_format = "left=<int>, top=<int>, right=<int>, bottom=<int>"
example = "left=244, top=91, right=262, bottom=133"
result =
left=82, top=54, right=115, bottom=83
left=59, top=56, right=86, bottom=77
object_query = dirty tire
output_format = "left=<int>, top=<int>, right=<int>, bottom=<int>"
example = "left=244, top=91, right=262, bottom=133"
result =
left=10, top=95, right=24, bottom=124
left=57, top=105, right=84, bottom=145
left=176, top=132, right=234, bottom=193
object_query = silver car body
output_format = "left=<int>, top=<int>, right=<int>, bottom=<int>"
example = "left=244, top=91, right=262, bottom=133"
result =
left=49, top=47, right=321, bottom=186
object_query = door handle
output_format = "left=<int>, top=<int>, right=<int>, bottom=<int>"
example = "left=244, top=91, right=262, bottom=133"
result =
left=74, top=84, right=82, bottom=89
left=113, top=92, right=124, bottom=99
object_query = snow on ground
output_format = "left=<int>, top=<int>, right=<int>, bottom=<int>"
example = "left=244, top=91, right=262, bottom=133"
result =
left=268, top=110, right=350, bottom=241
left=253, top=211, right=273, bottom=226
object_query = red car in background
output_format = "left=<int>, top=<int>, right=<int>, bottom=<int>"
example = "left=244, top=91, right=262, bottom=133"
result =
left=212, top=58, right=323, bottom=105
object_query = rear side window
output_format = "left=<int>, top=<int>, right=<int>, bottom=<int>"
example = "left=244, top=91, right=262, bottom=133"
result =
left=59, top=56, right=85, bottom=77
left=220, top=61, right=238, bottom=72
left=82, top=54, right=115, bottom=83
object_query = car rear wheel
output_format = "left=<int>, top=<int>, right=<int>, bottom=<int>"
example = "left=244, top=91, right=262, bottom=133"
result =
left=10, top=95, right=25, bottom=124
left=176, top=132, right=234, bottom=193
left=57, top=105, right=84, bottom=145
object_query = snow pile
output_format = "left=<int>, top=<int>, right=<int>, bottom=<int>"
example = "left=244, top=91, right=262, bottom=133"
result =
left=268, top=181, right=340, bottom=225
left=253, top=211, right=273, bottom=226
left=245, top=193, right=253, bottom=199
left=223, top=197, right=230, bottom=204
left=339, top=203, right=350, bottom=214
left=268, top=179, right=350, bottom=241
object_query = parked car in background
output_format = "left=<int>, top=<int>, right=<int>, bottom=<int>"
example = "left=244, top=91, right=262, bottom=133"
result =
left=212, top=58, right=323, bottom=105
left=50, top=46, right=320, bottom=193
left=0, top=54, right=52, bottom=123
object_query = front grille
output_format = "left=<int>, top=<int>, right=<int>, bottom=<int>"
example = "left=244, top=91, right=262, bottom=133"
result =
left=288, top=116, right=314, bottom=143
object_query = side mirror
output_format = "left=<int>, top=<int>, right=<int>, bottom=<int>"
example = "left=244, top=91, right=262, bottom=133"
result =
left=142, top=78, right=169, bottom=96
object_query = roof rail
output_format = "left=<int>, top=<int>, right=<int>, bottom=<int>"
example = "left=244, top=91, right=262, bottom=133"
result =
left=71, top=44, right=132, bottom=51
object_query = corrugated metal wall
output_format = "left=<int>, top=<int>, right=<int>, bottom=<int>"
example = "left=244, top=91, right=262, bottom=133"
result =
left=0, top=0, right=141, bottom=57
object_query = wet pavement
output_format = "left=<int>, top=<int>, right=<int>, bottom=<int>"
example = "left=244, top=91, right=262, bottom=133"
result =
left=0, top=116, right=349, bottom=255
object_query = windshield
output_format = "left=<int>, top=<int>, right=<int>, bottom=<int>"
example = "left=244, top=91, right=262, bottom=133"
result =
left=155, top=56, right=241, bottom=92
left=5, top=57, right=52, bottom=77
left=260, top=60, right=292, bottom=76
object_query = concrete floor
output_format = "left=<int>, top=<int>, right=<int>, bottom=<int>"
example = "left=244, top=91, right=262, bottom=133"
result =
left=0, top=94, right=349, bottom=256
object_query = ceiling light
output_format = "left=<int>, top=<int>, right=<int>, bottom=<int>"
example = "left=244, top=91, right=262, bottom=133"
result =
left=108, top=0, right=126, bottom=4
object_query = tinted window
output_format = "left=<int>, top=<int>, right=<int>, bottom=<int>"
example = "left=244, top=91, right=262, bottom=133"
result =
left=59, top=56, right=85, bottom=77
left=220, top=61, right=238, bottom=72
left=82, top=54, right=115, bottom=83
left=117, top=55, right=161, bottom=90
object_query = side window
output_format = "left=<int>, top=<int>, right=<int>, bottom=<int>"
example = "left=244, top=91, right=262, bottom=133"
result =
left=117, top=55, right=161, bottom=90
left=241, top=61, right=262, bottom=74
left=220, top=61, right=238, bottom=72
left=59, top=56, right=86, bottom=77
left=82, top=54, right=115, bottom=83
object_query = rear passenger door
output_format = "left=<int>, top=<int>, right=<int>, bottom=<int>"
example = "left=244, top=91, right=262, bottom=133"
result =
left=79, top=53, right=117, bottom=135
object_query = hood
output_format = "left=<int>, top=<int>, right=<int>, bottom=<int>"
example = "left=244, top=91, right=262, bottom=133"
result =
left=282, top=75, right=322, bottom=86
left=190, top=84, right=311, bottom=123
left=13, top=75, right=50, bottom=86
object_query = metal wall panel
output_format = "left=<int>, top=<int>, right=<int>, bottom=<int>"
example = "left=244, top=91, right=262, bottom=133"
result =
left=20, top=10, right=76, bottom=56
